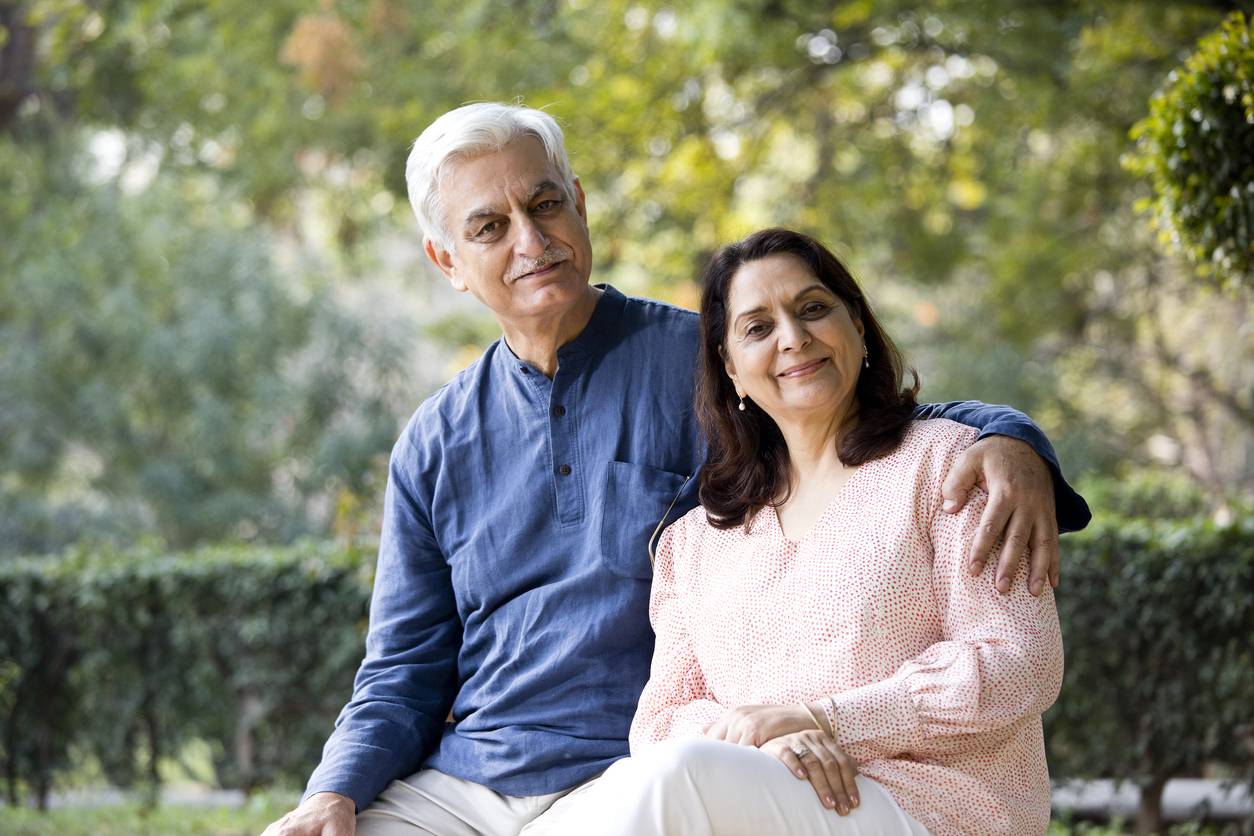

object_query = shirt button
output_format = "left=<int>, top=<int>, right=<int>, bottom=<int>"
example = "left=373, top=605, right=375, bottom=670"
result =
left=554, top=405, right=566, bottom=416
left=520, top=365, right=531, bottom=374
left=558, top=465, right=572, bottom=476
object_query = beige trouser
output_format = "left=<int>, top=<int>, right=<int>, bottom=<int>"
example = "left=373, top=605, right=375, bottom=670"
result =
left=354, top=768, right=600, bottom=836
left=357, top=739, right=933, bottom=836
left=540, top=738, right=935, bottom=836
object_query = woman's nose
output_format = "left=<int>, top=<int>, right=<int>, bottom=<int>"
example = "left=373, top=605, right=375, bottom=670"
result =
left=777, top=317, right=811, bottom=351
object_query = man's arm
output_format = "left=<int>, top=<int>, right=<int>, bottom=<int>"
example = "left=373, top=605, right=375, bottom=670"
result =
left=915, top=400, right=1091, bottom=596
left=264, top=432, right=461, bottom=834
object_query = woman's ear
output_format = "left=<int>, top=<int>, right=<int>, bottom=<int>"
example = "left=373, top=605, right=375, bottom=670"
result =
left=720, top=348, right=742, bottom=396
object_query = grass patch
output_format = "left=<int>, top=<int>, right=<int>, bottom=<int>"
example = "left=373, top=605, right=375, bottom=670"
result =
left=0, top=793, right=297, bottom=836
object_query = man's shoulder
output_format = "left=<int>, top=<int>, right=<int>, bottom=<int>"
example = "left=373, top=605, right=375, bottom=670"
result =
left=396, top=342, right=504, bottom=447
left=614, top=290, right=699, bottom=334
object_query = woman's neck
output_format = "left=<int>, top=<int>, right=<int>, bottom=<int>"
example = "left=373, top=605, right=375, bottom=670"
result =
left=774, top=414, right=860, bottom=542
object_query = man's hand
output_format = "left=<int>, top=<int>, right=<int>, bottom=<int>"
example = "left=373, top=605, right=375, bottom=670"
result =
left=261, top=792, right=356, bottom=836
left=941, top=435, right=1058, bottom=597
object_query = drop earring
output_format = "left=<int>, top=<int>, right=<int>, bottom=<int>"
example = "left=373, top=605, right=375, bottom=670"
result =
left=738, top=396, right=746, bottom=412
left=863, top=344, right=870, bottom=369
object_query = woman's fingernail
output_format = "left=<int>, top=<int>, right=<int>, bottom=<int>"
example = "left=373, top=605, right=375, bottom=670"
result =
left=851, top=795, right=860, bottom=807
left=943, top=499, right=957, bottom=512
left=826, top=795, right=836, bottom=808
left=838, top=802, right=849, bottom=815
left=797, top=769, right=806, bottom=778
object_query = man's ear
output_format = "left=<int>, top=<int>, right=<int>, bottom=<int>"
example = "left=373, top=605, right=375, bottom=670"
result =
left=424, top=237, right=468, bottom=293
left=572, top=176, right=589, bottom=226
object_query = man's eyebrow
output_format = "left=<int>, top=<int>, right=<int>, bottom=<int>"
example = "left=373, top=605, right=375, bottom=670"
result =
left=461, top=180, right=565, bottom=230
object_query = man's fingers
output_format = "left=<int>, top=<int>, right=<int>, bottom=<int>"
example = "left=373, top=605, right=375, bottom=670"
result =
left=1022, top=509, right=1060, bottom=597
left=968, top=494, right=1013, bottom=577
left=991, top=514, right=1032, bottom=595
left=940, top=450, right=981, bottom=515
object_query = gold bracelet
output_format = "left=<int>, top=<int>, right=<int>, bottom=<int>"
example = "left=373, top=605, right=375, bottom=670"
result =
left=798, top=701, right=832, bottom=738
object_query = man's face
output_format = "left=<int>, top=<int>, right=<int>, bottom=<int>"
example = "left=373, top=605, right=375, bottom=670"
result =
left=425, top=137, right=594, bottom=329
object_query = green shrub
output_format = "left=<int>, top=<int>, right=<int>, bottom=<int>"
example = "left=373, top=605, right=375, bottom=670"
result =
left=1047, top=513, right=1254, bottom=835
left=0, top=541, right=371, bottom=808
left=1126, top=11, right=1254, bottom=286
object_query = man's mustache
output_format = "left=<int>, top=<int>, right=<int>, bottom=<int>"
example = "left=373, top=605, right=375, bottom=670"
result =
left=506, top=246, right=573, bottom=281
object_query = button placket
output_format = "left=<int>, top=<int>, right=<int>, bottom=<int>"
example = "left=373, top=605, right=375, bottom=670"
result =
left=548, top=370, right=584, bottom=526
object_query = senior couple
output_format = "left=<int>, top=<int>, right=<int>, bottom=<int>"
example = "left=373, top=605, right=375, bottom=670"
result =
left=264, top=103, right=1086, bottom=836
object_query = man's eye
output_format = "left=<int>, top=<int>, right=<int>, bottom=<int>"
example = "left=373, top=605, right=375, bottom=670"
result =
left=535, top=199, right=561, bottom=211
left=477, top=220, right=502, bottom=236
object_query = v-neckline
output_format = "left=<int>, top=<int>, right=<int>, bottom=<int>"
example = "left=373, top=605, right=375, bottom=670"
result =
left=770, top=460, right=871, bottom=545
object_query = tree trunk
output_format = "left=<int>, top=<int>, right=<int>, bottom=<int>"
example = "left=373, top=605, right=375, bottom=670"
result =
left=1136, top=775, right=1168, bottom=836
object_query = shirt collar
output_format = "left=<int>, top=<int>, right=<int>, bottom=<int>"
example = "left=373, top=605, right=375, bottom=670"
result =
left=497, top=284, right=626, bottom=377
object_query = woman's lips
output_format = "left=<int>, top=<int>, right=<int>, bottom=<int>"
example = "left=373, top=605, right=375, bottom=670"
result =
left=778, top=358, right=827, bottom=378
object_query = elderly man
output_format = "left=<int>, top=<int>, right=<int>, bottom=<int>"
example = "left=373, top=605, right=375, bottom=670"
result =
left=264, top=103, right=1089, bottom=836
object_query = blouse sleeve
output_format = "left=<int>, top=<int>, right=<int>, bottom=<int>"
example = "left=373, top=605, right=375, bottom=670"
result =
left=830, top=484, right=1064, bottom=752
left=628, top=516, right=726, bottom=752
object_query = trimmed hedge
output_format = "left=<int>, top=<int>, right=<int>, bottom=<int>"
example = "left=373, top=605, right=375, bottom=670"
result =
left=1044, top=514, right=1254, bottom=834
left=0, top=541, right=371, bottom=808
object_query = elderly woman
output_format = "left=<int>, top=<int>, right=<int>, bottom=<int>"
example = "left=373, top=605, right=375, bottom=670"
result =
left=543, top=229, right=1063, bottom=836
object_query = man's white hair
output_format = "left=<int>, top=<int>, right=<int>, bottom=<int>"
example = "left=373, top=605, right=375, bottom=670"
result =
left=406, top=102, right=575, bottom=253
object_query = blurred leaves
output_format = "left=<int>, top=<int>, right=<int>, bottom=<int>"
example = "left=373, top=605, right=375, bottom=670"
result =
left=0, top=134, right=417, bottom=554
left=1127, top=11, right=1254, bottom=287
left=3, top=0, right=1254, bottom=549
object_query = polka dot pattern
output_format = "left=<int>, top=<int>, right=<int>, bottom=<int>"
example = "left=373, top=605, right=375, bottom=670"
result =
left=630, top=420, right=1064, bottom=836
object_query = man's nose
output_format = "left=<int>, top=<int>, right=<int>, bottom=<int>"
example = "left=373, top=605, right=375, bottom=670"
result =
left=513, top=215, right=550, bottom=258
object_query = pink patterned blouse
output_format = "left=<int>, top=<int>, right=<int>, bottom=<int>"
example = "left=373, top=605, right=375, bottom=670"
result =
left=631, top=419, right=1064, bottom=836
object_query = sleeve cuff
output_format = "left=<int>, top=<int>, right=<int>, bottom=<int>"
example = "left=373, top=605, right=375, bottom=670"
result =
left=831, top=676, right=920, bottom=746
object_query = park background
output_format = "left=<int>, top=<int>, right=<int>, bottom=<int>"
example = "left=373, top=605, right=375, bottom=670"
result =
left=1, top=0, right=1252, bottom=834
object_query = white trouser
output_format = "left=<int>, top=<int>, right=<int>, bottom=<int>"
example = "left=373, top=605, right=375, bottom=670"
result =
left=355, top=768, right=598, bottom=836
left=541, top=737, right=934, bottom=836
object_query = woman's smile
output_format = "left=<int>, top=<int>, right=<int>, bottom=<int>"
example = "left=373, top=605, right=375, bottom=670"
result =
left=778, top=358, right=828, bottom=379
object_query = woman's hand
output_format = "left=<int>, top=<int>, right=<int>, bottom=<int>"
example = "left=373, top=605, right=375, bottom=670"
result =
left=703, top=703, right=815, bottom=746
left=761, top=730, right=860, bottom=815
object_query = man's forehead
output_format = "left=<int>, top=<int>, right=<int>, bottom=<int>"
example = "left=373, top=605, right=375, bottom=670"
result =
left=443, top=140, right=561, bottom=194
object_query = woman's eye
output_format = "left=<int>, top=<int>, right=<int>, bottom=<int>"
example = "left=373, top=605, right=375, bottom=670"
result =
left=745, top=323, right=767, bottom=338
left=802, top=302, right=829, bottom=317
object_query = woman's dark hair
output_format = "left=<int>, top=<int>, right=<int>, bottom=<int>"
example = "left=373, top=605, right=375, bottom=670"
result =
left=696, top=228, right=920, bottom=529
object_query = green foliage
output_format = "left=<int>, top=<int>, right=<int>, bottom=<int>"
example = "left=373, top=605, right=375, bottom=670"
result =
left=1127, top=11, right=1254, bottom=287
left=1076, top=470, right=1213, bottom=520
left=1046, top=511, right=1254, bottom=831
left=0, top=541, right=371, bottom=808
left=0, top=135, right=416, bottom=555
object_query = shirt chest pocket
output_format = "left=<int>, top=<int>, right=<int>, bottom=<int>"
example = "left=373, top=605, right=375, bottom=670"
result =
left=600, top=461, right=691, bottom=580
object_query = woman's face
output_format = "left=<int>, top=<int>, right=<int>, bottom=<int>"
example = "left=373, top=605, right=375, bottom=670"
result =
left=722, top=253, right=865, bottom=431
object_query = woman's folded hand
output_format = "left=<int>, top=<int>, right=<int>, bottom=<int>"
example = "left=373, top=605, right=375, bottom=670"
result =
left=702, top=703, right=815, bottom=746
left=761, top=730, right=861, bottom=815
